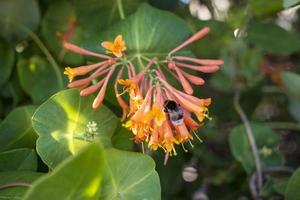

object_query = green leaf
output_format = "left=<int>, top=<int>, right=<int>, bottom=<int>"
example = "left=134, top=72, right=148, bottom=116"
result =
left=284, top=0, right=300, bottom=7
left=281, top=72, right=300, bottom=121
left=229, top=122, right=284, bottom=174
left=0, top=106, right=37, bottom=152
left=247, top=22, right=300, bottom=54
left=0, top=171, right=42, bottom=200
left=23, top=142, right=104, bottom=200
left=17, top=56, right=63, bottom=104
left=211, top=40, right=263, bottom=91
left=73, top=0, right=142, bottom=34
left=0, top=148, right=37, bottom=171
left=250, top=0, right=283, bottom=17
left=100, top=149, right=161, bottom=200
left=281, top=71, right=300, bottom=101
left=0, top=0, right=40, bottom=42
left=32, top=89, right=118, bottom=168
left=41, top=1, right=84, bottom=65
left=260, top=176, right=290, bottom=197
left=288, top=99, right=300, bottom=123
left=273, top=178, right=290, bottom=195
left=90, top=3, right=191, bottom=71
left=285, top=167, right=300, bottom=200
left=0, top=42, right=15, bottom=87
left=111, top=122, right=134, bottom=151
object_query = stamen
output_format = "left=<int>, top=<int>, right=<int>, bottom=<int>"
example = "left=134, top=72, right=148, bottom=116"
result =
left=141, top=142, right=145, bottom=154
left=172, top=146, right=177, bottom=156
left=164, top=153, right=169, bottom=165
left=188, top=139, right=194, bottom=148
left=181, top=143, right=188, bottom=152
left=193, top=131, right=203, bottom=143
left=158, top=144, right=167, bottom=152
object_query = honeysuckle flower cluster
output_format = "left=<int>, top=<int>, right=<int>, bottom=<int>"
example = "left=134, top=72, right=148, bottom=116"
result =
left=63, top=27, right=223, bottom=159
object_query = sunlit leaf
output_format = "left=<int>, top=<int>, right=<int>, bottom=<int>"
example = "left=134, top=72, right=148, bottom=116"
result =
left=247, top=22, right=300, bottom=54
left=0, top=0, right=40, bottom=42
left=0, top=42, right=15, bottom=87
left=285, top=167, right=300, bottom=200
left=100, top=148, right=161, bottom=200
left=0, top=171, right=42, bottom=200
left=32, top=89, right=118, bottom=168
left=0, top=106, right=37, bottom=152
left=17, top=56, right=63, bottom=104
left=23, top=142, right=104, bottom=200
left=0, top=148, right=37, bottom=171
left=229, top=123, right=284, bottom=174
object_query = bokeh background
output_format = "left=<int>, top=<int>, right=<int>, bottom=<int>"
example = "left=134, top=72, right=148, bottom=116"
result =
left=1, top=0, right=300, bottom=199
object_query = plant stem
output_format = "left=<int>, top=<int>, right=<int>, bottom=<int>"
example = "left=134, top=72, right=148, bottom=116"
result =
left=117, top=0, right=125, bottom=20
left=0, top=182, right=31, bottom=190
left=23, top=27, right=64, bottom=90
left=233, top=87, right=263, bottom=192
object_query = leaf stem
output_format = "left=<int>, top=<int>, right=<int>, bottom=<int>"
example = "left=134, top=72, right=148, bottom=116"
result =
left=233, top=87, right=263, bottom=192
left=22, top=26, right=64, bottom=90
left=117, top=0, right=125, bottom=20
left=0, top=182, right=31, bottom=190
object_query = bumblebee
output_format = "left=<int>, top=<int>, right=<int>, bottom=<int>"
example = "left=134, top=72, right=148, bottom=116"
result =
left=164, top=100, right=184, bottom=126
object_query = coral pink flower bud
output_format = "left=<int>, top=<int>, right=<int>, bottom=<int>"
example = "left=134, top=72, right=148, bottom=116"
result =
left=179, top=69, right=205, bottom=85
left=174, top=67, right=193, bottom=95
left=174, top=56, right=224, bottom=66
left=169, top=27, right=210, bottom=55
left=92, top=67, right=115, bottom=109
left=63, top=42, right=112, bottom=59
left=176, top=62, right=220, bottom=73
left=68, top=77, right=93, bottom=88
left=80, top=79, right=105, bottom=96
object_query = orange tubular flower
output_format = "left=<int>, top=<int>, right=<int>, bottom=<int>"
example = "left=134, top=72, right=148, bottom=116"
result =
left=62, top=27, right=223, bottom=160
left=101, top=35, right=126, bottom=57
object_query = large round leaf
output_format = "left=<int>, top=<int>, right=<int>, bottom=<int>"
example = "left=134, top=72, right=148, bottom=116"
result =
left=32, top=89, right=118, bottom=168
left=23, top=142, right=104, bottom=200
left=86, top=3, right=191, bottom=70
left=0, top=148, right=37, bottom=171
left=0, top=106, right=37, bottom=152
left=0, top=0, right=40, bottom=42
left=0, top=171, right=43, bottom=200
left=74, top=0, right=142, bottom=34
left=0, top=42, right=15, bottom=87
left=17, top=56, right=63, bottom=104
left=100, top=148, right=161, bottom=200
left=285, top=167, right=300, bottom=200
left=229, top=123, right=284, bottom=174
